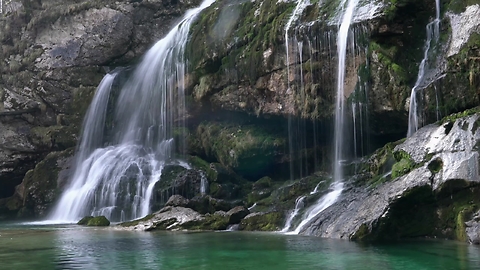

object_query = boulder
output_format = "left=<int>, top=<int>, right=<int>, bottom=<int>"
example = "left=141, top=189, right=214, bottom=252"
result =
left=77, top=216, right=94, bottom=225
left=119, top=206, right=203, bottom=231
left=226, top=206, right=250, bottom=224
left=78, top=215, right=110, bottom=226
left=165, top=195, right=190, bottom=207
left=87, top=216, right=110, bottom=226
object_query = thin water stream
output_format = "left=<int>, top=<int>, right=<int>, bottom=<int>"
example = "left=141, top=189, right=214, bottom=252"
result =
left=407, top=0, right=441, bottom=137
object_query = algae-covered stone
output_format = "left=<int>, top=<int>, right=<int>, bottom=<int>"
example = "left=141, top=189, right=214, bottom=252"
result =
left=187, top=195, right=238, bottom=214
left=238, top=212, right=283, bottom=231
left=15, top=148, right=74, bottom=218
left=195, top=122, right=286, bottom=179
left=152, top=166, right=206, bottom=210
left=77, top=216, right=94, bottom=225
left=86, top=216, right=110, bottom=226
left=182, top=212, right=230, bottom=231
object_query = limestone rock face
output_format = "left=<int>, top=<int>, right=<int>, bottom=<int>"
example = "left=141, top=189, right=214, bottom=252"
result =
left=466, top=210, right=480, bottom=244
left=447, top=5, right=480, bottom=57
left=300, top=112, right=480, bottom=242
left=186, top=0, right=480, bottom=140
left=35, top=8, right=134, bottom=69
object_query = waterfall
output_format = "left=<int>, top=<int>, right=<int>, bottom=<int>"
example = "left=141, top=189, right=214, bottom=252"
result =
left=281, top=196, right=305, bottom=232
left=407, top=0, right=441, bottom=137
left=200, top=172, right=208, bottom=195
left=289, top=182, right=344, bottom=234
left=334, top=0, right=359, bottom=183
left=48, top=0, right=215, bottom=223
left=285, top=0, right=359, bottom=234
left=351, top=43, right=370, bottom=168
left=285, top=0, right=309, bottom=181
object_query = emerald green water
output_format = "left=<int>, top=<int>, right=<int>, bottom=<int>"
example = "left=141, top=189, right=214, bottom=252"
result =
left=1, top=223, right=480, bottom=269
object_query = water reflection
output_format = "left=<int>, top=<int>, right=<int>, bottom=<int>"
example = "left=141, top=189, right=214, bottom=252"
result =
left=1, top=224, right=480, bottom=270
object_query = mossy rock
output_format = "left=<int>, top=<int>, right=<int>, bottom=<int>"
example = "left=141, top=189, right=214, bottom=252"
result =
left=365, top=185, right=436, bottom=241
left=22, top=148, right=75, bottom=217
left=447, top=0, right=480, bottom=14
left=253, top=176, right=272, bottom=190
left=85, top=216, right=110, bottom=226
left=195, top=121, right=286, bottom=179
left=238, top=212, right=284, bottom=231
left=187, top=195, right=240, bottom=214
left=434, top=183, right=480, bottom=241
left=391, top=157, right=415, bottom=179
left=182, top=212, right=230, bottom=230
left=29, top=125, right=77, bottom=150
left=362, top=139, right=405, bottom=187
left=77, top=216, right=94, bottom=225
left=187, top=0, right=295, bottom=82
left=250, top=174, right=330, bottom=214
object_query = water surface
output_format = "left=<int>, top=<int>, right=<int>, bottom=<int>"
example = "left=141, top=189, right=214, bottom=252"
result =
left=1, top=223, right=479, bottom=269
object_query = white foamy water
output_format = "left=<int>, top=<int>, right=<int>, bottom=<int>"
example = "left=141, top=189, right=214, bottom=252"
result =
left=48, top=0, right=215, bottom=223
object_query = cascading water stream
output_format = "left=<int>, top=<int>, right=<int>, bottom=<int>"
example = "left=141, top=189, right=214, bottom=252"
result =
left=281, top=196, right=306, bottom=232
left=286, top=0, right=359, bottom=234
left=48, top=0, right=215, bottom=223
left=285, top=0, right=309, bottom=181
left=407, top=0, right=441, bottom=137
left=334, top=0, right=359, bottom=183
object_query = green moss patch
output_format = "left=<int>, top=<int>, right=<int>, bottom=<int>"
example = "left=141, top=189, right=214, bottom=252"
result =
left=447, top=0, right=480, bottom=14
left=78, top=215, right=110, bottom=226
left=182, top=213, right=229, bottom=231
left=196, top=122, right=285, bottom=179
left=238, top=212, right=284, bottom=231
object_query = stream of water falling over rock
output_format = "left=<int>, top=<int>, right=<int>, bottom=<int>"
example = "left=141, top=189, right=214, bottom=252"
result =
left=285, top=0, right=309, bottom=181
left=407, top=0, right=441, bottom=137
left=48, top=0, right=215, bottom=223
left=284, top=0, right=359, bottom=234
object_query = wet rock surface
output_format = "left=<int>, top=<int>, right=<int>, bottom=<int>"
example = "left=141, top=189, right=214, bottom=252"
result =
left=299, top=113, right=480, bottom=243
left=466, top=210, right=480, bottom=244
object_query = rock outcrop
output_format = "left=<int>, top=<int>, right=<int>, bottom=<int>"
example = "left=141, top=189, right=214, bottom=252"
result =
left=296, top=111, right=480, bottom=242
